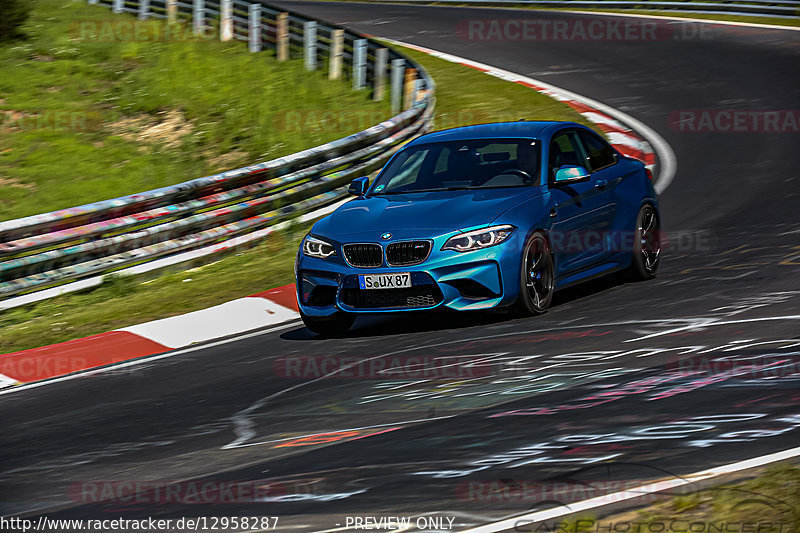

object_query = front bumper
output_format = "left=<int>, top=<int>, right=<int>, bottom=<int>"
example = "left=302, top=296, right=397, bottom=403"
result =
left=295, top=242, right=522, bottom=317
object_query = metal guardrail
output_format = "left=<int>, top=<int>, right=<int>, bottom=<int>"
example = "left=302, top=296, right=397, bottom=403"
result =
left=0, top=0, right=435, bottom=300
left=361, top=0, right=800, bottom=19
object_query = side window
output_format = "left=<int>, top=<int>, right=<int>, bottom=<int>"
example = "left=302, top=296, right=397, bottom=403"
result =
left=433, top=145, right=451, bottom=174
left=578, top=131, right=617, bottom=171
left=548, top=131, right=583, bottom=180
left=383, top=149, right=429, bottom=190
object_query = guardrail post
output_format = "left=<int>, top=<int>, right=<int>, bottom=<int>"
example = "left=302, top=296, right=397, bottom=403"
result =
left=277, top=12, right=289, bottom=61
left=7, top=3, right=435, bottom=303
left=304, top=21, right=317, bottom=70
left=413, top=78, right=423, bottom=106
left=220, top=0, right=233, bottom=41
left=193, top=0, right=205, bottom=37
left=353, top=39, right=367, bottom=90
left=248, top=4, right=261, bottom=53
left=167, top=0, right=177, bottom=24
left=390, top=58, right=404, bottom=114
left=403, top=68, right=417, bottom=110
left=329, top=29, right=344, bottom=80
left=373, top=48, right=387, bottom=102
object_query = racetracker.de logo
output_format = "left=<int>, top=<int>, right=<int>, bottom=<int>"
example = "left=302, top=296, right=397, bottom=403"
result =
left=69, top=20, right=216, bottom=42
left=0, top=110, right=102, bottom=133
left=669, top=109, right=800, bottom=133
left=456, top=18, right=714, bottom=42
left=273, top=355, right=492, bottom=379
left=547, top=230, right=710, bottom=254
left=666, top=354, right=800, bottom=379
left=69, top=480, right=288, bottom=505
left=456, top=479, right=661, bottom=504
left=272, top=110, right=389, bottom=134
left=0, top=356, right=89, bottom=382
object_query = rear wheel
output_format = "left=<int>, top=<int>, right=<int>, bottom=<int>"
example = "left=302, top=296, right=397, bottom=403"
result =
left=511, top=232, right=555, bottom=316
left=627, top=203, right=661, bottom=280
left=300, top=311, right=355, bottom=336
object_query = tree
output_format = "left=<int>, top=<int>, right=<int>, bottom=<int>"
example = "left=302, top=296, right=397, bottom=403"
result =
left=0, top=0, right=31, bottom=42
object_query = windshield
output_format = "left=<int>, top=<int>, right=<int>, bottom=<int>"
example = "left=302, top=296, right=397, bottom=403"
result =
left=370, top=138, right=541, bottom=195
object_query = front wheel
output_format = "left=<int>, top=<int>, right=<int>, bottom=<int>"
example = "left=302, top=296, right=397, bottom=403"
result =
left=511, top=232, right=555, bottom=316
left=626, top=203, right=661, bottom=280
left=300, top=310, right=355, bottom=336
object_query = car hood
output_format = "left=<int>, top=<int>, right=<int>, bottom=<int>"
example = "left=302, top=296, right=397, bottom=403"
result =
left=313, top=187, right=540, bottom=239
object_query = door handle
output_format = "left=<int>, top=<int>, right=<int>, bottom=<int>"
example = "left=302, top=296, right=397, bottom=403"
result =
left=594, top=180, right=607, bottom=190
left=550, top=208, right=557, bottom=218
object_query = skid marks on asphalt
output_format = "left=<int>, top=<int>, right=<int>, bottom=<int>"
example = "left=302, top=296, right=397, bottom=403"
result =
left=219, top=307, right=800, bottom=458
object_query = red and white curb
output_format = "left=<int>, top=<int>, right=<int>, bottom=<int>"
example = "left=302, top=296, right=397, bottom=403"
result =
left=120, top=286, right=299, bottom=350
left=0, top=41, right=678, bottom=390
left=382, top=38, right=677, bottom=194
left=0, top=284, right=300, bottom=387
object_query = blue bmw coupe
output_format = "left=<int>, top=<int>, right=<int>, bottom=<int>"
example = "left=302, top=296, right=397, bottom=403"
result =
left=295, top=121, right=660, bottom=334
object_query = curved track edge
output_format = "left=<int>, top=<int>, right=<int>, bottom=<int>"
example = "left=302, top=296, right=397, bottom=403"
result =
left=0, top=41, right=677, bottom=391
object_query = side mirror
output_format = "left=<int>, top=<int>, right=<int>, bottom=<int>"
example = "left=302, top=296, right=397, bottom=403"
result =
left=348, top=176, right=369, bottom=196
left=554, top=165, right=590, bottom=185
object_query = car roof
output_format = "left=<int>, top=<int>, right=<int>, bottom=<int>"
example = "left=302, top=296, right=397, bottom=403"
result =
left=407, top=121, right=582, bottom=146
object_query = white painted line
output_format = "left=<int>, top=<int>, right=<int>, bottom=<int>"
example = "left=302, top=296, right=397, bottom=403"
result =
left=120, top=298, right=300, bottom=349
left=0, top=374, right=18, bottom=389
left=624, top=314, right=800, bottom=342
left=381, top=37, right=677, bottom=193
left=463, top=444, right=800, bottom=533
left=0, top=320, right=303, bottom=397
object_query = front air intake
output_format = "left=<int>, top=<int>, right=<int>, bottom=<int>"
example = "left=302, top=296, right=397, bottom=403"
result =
left=386, top=241, right=431, bottom=266
left=343, top=243, right=383, bottom=268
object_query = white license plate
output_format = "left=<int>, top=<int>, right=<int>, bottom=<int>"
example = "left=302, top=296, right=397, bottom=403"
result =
left=358, top=272, right=411, bottom=290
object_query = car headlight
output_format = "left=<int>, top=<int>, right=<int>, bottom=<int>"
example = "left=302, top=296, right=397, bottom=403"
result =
left=302, top=235, right=337, bottom=259
left=442, top=225, right=516, bottom=252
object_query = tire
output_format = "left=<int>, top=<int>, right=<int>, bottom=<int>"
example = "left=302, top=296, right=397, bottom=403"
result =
left=626, top=203, right=661, bottom=281
left=511, top=232, right=555, bottom=316
left=300, top=310, right=355, bottom=336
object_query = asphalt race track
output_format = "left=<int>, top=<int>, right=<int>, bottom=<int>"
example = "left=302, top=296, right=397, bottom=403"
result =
left=1, top=3, right=799, bottom=531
